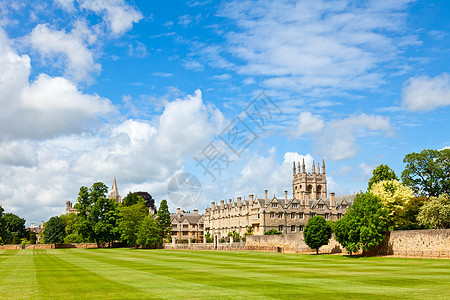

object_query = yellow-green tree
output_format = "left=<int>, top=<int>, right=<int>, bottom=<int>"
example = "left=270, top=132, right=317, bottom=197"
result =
left=369, top=180, right=414, bottom=229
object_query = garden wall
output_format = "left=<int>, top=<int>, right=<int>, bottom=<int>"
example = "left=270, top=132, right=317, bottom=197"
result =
left=0, top=245, right=21, bottom=250
left=24, top=243, right=98, bottom=249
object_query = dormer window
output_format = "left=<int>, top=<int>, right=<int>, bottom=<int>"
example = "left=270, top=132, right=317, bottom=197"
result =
left=272, top=203, right=278, bottom=208
left=318, top=204, right=324, bottom=209
left=292, top=203, right=298, bottom=209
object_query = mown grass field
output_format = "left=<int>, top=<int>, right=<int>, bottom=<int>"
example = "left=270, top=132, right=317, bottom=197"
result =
left=0, top=249, right=449, bottom=299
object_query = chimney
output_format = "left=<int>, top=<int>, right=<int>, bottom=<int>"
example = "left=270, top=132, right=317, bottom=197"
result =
left=31, top=223, right=35, bottom=229
left=211, top=202, right=216, bottom=210
left=284, top=190, right=288, bottom=201
left=249, top=194, right=254, bottom=206
left=265, top=189, right=269, bottom=206
left=237, top=196, right=242, bottom=207
left=265, top=189, right=268, bottom=200
left=176, top=208, right=181, bottom=215
left=330, top=192, right=336, bottom=208
left=193, top=209, right=198, bottom=215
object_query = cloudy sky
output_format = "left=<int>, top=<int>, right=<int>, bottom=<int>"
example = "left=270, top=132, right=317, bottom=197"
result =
left=0, top=0, right=449, bottom=225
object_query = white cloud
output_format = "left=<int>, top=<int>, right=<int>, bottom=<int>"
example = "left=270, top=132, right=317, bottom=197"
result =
left=0, top=29, right=116, bottom=140
left=218, top=0, right=414, bottom=94
left=402, top=73, right=450, bottom=111
left=28, top=24, right=100, bottom=82
left=79, top=0, right=143, bottom=35
left=178, top=14, right=192, bottom=26
left=358, top=162, right=374, bottom=179
left=211, top=74, right=232, bottom=81
left=295, top=112, right=324, bottom=137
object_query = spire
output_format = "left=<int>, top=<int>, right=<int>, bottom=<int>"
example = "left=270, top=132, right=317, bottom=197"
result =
left=312, top=160, right=316, bottom=173
left=293, top=161, right=296, bottom=175
left=318, top=162, right=321, bottom=175
left=112, top=177, right=118, bottom=193
left=322, top=158, right=326, bottom=174
left=302, top=158, right=306, bottom=173
left=297, top=161, right=301, bottom=174
left=108, top=177, right=121, bottom=203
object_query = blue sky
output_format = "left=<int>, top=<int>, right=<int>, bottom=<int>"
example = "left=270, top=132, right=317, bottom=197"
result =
left=0, top=0, right=449, bottom=224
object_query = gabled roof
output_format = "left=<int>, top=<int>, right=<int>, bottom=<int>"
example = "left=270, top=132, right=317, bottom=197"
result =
left=171, top=214, right=204, bottom=224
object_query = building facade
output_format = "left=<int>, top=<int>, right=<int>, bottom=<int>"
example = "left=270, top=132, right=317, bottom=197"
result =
left=203, top=160, right=356, bottom=238
left=170, top=208, right=204, bottom=243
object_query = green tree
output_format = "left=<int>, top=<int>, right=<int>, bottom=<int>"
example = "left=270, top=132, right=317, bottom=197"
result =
left=122, top=192, right=145, bottom=207
left=156, top=200, right=171, bottom=242
left=43, top=216, right=66, bottom=245
left=368, top=164, right=399, bottom=190
left=204, top=231, right=213, bottom=243
left=136, top=215, right=160, bottom=247
left=417, top=194, right=450, bottom=229
left=401, top=149, right=450, bottom=197
left=397, top=196, right=428, bottom=230
left=29, top=231, right=37, bottom=244
left=369, top=180, right=414, bottom=229
left=227, top=230, right=240, bottom=242
left=0, top=213, right=26, bottom=244
left=118, top=202, right=148, bottom=246
left=60, top=213, right=86, bottom=243
left=334, top=192, right=389, bottom=255
left=303, top=216, right=332, bottom=254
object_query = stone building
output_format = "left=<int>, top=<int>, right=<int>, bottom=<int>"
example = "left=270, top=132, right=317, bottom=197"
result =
left=203, top=159, right=356, bottom=238
left=170, top=208, right=204, bottom=243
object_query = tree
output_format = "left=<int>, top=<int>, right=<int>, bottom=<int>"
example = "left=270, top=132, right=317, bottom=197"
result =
left=122, top=192, right=145, bottom=207
left=29, top=231, right=37, bottom=244
left=334, top=192, right=389, bottom=255
left=369, top=180, right=414, bottom=229
left=118, top=202, right=148, bottom=246
left=204, top=231, right=213, bottom=243
left=61, top=213, right=87, bottom=243
left=398, top=196, right=428, bottom=230
left=156, top=200, right=171, bottom=242
left=227, top=230, right=240, bottom=242
left=0, top=213, right=26, bottom=244
left=401, top=149, right=450, bottom=197
left=417, top=194, right=450, bottom=229
left=303, top=216, right=332, bottom=254
left=136, top=215, right=160, bottom=247
left=43, top=216, right=66, bottom=245
left=368, top=164, right=399, bottom=190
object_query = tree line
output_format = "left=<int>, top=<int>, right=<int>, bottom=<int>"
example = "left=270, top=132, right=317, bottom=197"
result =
left=303, top=148, right=450, bottom=255
left=42, top=182, right=172, bottom=247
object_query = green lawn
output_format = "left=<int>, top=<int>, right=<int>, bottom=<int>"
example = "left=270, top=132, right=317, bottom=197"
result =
left=0, top=249, right=449, bottom=299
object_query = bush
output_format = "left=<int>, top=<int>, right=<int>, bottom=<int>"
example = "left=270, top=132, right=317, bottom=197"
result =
left=64, top=233, right=85, bottom=244
left=264, top=229, right=282, bottom=235
left=12, top=233, right=20, bottom=244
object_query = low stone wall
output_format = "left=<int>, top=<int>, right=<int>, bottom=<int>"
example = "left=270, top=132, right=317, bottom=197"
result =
left=246, top=234, right=344, bottom=254
left=0, top=245, right=21, bottom=250
left=24, top=243, right=98, bottom=249
left=163, top=242, right=252, bottom=251
left=368, top=229, right=450, bottom=258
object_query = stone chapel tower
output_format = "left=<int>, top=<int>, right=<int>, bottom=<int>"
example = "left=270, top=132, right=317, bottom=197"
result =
left=292, top=159, right=327, bottom=200
left=108, top=177, right=122, bottom=203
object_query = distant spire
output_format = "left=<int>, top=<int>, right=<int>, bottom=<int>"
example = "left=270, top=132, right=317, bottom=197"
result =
left=108, top=177, right=121, bottom=203
left=318, top=162, right=321, bottom=175
left=322, top=158, right=326, bottom=174
left=297, top=161, right=301, bottom=174
left=302, top=158, right=306, bottom=173
left=312, top=160, right=316, bottom=173
left=293, top=161, right=296, bottom=175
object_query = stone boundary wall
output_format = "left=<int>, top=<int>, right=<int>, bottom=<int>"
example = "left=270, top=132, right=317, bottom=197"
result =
left=368, top=229, right=450, bottom=258
left=24, top=243, right=98, bottom=249
left=0, top=245, right=22, bottom=250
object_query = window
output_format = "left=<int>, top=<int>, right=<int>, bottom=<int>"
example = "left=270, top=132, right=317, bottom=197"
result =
left=199, top=224, right=203, bottom=229
left=172, top=224, right=177, bottom=229
left=299, top=225, right=304, bottom=231
left=318, top=204, right=324, bottom=209
left=271, top=203, right=278, bottom=208
left=292, top=203, right=298, bottom=209
left=299, top=213, right=304, bottom=219
left=278, top=212, right=283, bottom=218
left=310, top=213, right=316, bottom=217
left=270, top=212, right=275, bottom=218
left=341, top=204, right=348, bottom=209
left=183, top=232, right=188, bottom=236
left=291, top=212, right=295, bottom=219
left=171, top=231, right=176, bottom=235
left=183, top=224, right=188, bottom=229
left=337, top=213, right=342, bottom=219
left=278, top=225, right=283, bottom=232
left=325, top=213, right=329, bottom=220
left=291, top=225, right=296, bottom=232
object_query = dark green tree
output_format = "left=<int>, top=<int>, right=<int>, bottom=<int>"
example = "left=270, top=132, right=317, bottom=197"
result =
left=368, top=164, right=398, bottom=190
left=122, top=192, right=145, bottom=207
left=0, top=213, right=26, bottom=244
left=118, top=202, right=148, bottom=246
left=136, top=215, right=160, bottom=247
left=264, top=229, right=282, bottom=235
left=43, top=216, right=66, bottom=245
left=156, top=200, right=171, bottom=242
left=29, top=231, right=37, bottom=244
left=204, top=231, right=213, bottom=243
left=334, top=192, right=389, bottom=255
left=303, top=216, right=332, bottom=254
left=401, top=149, right=450, bottom=197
